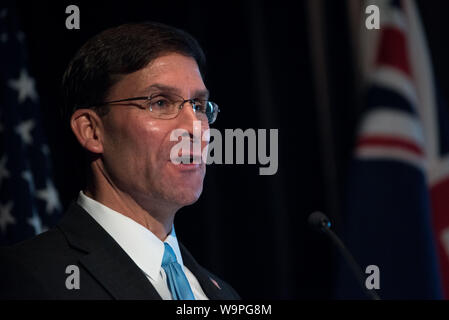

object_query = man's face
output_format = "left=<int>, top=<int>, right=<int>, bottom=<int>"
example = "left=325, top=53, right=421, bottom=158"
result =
left=100, top=53, right=209, bottom=212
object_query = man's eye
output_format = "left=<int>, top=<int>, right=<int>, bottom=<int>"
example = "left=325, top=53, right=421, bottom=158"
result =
left=149, top=98, right=170, bottom=109
left=193, top=100, right=206, bottom=111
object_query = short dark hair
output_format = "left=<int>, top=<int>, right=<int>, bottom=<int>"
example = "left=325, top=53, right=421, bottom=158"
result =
left=61, top=21, right=206, bottom=122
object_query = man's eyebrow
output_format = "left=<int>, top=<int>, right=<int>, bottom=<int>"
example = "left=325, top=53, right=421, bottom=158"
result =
left=144, top=84, right=210, bottom=99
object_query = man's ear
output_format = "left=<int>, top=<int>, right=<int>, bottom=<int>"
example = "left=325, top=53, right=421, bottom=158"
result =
left=70, top=109, right=105, bottom=154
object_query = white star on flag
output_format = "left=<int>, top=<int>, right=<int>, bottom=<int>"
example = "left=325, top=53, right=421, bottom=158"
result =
left=0, top=201, right=16, bottom=234
left=8, top=69, right=38, bottom=103
left=0, top=155, right=10, bottom=186
left=21, top=170, right=35, bottom=193
left=0, top=8, right=7, bottom=19
left=41, top=144, right=50, bottom=156
left=27, top=209, right=45, bottom=235
left=36, top=180, right=61, bottom=214
left=16, top=31, right=25, bottom=43
left=15, top=119, right=35, bottom=145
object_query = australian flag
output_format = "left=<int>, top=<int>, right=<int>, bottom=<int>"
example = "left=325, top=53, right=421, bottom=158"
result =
left=0, top=4, right=62, bottom=246
left=336, top=0, right=448, bottom=299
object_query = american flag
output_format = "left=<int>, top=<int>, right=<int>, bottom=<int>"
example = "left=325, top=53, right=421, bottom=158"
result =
left=0, top=4, right=62, bottom=246
left=336, top=0, right=448, bottom=299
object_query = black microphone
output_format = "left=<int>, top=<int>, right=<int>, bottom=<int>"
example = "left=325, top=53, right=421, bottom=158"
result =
left=308, top=211, right=381, bottom=300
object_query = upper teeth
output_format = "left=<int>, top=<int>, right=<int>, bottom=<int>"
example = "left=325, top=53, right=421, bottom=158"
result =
left=178, top=156, right=200, bottom=163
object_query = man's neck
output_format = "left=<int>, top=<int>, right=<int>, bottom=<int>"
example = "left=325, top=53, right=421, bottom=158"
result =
left=84, top=180, right=175, bottom=241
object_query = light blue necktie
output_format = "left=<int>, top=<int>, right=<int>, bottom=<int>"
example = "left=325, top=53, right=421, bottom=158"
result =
left=161, top=242, right=195, bottom=300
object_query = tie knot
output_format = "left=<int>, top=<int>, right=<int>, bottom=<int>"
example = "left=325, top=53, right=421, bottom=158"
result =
left=162, top=243, right=177, bottom=266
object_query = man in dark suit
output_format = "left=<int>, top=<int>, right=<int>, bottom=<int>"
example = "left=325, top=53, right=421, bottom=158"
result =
left=0, top=22, right=240, bottom=300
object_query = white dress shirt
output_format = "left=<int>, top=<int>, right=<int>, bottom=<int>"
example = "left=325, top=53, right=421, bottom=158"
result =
left=76, top=191, right=208, bottom=300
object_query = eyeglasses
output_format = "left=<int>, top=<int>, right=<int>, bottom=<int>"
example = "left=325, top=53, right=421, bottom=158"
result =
left=90, top=92, right=220, bottom=124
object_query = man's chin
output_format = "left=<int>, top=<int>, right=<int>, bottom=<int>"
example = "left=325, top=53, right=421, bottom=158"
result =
left=173, top=188, right=203, bottom=206
left=161, top=165, right=205, bottom=206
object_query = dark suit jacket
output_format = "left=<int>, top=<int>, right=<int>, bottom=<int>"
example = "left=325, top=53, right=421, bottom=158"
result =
left=0, top=202, right=240, bottom=300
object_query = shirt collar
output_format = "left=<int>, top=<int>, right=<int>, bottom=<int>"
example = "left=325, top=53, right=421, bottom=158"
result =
left=76, top=191, right=184, bottom=280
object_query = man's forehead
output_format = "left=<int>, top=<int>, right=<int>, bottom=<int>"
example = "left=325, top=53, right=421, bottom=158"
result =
left=144, top=54, right=202, bottom=78
left=111, top=54, right=207, bottom=98
left=143, top=83, right=209, bottom=98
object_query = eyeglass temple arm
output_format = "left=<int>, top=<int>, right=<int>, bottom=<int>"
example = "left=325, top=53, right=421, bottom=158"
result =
left=93, top=96, right=148, bottom=107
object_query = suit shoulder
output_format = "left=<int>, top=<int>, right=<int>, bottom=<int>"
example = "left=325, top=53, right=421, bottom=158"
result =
left=0, top=228, right=78, bottom=299
left=0, top=227, right=76, bottom=280
left=3, top=227, right=69, bottom=259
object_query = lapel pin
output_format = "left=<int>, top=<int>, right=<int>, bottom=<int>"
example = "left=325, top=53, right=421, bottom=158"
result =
left=210, top=277, right=221, bottom=290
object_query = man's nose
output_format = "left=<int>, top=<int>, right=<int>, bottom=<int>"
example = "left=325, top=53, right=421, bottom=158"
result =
left=178, top=101, right=205, bottom=125
left=176, top=102, right=209, bottom=138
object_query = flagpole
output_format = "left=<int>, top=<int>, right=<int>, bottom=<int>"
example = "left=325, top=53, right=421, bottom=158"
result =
left=346, top=0, right=364, bottom=116
left=305, top=0, right=341, bottom=228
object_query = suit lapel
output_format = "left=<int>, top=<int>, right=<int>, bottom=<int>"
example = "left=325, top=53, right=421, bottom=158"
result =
left=179, top=243, right=232, bottom=300
left=58, top=202, right=161, bottom=300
